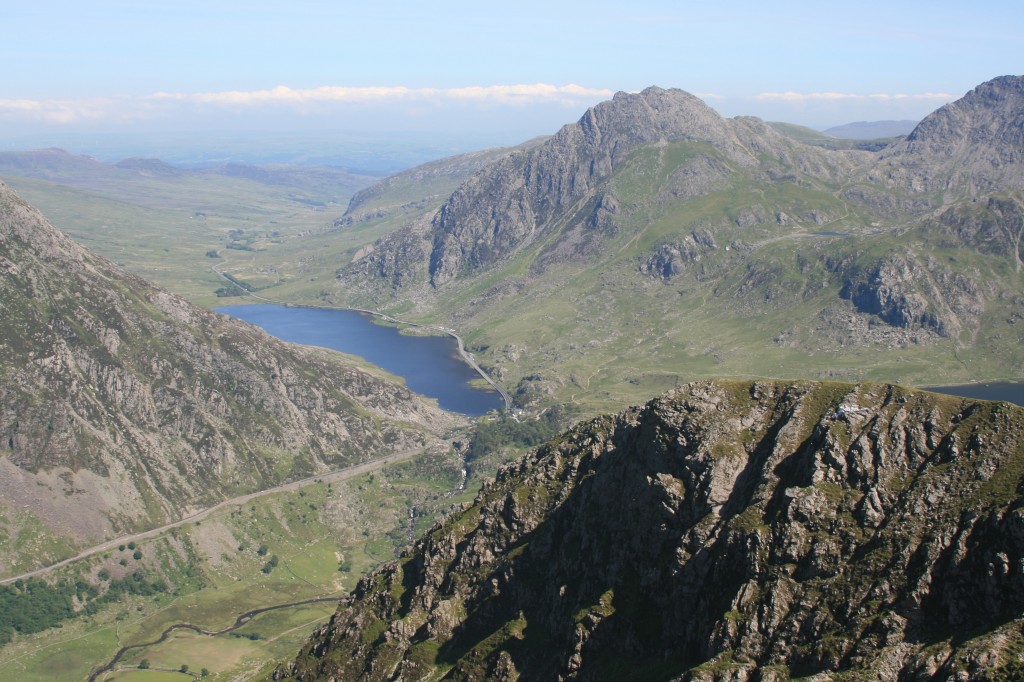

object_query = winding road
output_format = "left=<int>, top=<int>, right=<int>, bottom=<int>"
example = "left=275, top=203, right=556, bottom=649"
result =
left=0, top=448, right=426, bottom=587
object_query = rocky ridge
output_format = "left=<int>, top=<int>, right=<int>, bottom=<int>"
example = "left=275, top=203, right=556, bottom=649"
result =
left=0, top=181, right=460, bottom=574
left=280, top=380, right=1024, bottom=681
left=873, top=76, right=1024, bottom=195
left=343, top=86, right=861, bottom=289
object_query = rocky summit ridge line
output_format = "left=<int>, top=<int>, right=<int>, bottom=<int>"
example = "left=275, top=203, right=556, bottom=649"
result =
left=348, top=76, right=1024, bottom=293
left=279, top=380, right=1024, bottom=681
left=0, top=180, right=460, bottom=577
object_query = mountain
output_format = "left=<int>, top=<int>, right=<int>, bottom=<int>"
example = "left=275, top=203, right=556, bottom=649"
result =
left=279, top=380, right=1024, bottom=681
left=0, top=180, right=460, bottom=577
left=822, top=120, right=918, bottom=139
left=331, top=77, right=1024, bottom=408
left=873, top=76, right=1024, bottom=195
left=344, top=86, right=859, bottom=290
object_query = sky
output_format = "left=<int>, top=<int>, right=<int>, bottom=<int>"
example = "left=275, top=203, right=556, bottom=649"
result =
left=1, top=0, right=1022, bottom=161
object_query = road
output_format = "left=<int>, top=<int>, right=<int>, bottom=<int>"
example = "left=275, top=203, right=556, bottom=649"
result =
left=211, top=259, right=513, bottom=411
left=0, top=448, right=426, bottom=586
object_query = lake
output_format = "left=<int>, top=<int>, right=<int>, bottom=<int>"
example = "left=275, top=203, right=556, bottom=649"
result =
left=215, top=304, right=504, bottom=416
left=923, top=381, right=1024, bottom=408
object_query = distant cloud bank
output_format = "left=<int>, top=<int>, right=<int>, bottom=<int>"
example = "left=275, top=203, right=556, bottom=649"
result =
left=0, top=84, right=616, bottom=126
left=153, top=83, right=616, bottom=106
left=0, top=83, right=958, bottom=133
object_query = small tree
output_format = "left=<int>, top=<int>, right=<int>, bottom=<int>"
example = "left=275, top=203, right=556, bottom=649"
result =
left=139, top=659, right=150, bottom=669
left=180, top=663, right=189, bottom=674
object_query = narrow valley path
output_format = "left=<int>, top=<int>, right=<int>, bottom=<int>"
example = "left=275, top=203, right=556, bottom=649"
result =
left=87, top=594, right=348, bottom=682
left=0, top=447, right=428, bottom=586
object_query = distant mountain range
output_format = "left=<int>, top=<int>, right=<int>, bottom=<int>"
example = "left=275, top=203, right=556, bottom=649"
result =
left=0, top=147, right=376, bottom=197
left=822, top=119, right=918, bottom=139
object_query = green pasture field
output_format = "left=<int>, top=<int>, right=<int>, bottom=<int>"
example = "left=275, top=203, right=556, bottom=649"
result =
left=0, top=449, right=497, bottom=682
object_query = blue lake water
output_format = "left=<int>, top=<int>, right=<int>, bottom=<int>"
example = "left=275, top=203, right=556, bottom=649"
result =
left=215, top=304, right=504, bottom=416
left=922, top=382, right=1024, bottom=408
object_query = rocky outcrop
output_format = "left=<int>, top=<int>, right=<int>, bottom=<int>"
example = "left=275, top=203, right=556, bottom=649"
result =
left=840, top=255, right=944, bottom=332
left=873, top=75, right=1024, bottom=195
left=0, top=182, right=458, bottom=571
left=839, top=253, right=987, bottom=338
left=280, top=380, right=1024, bottom=681
left=932, top=193, right=1024, bottom=271
left=641, top=230, right=717, bottom=279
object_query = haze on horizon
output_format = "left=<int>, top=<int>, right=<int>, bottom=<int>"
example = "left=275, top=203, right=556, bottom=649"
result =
left=2, top=0, right=1022, bottom=164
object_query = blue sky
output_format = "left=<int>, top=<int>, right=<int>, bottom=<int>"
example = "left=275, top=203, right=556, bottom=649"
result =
left=2, top=0, right=1022, bottom=151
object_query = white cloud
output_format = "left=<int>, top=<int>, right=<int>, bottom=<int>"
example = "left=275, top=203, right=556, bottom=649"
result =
left=151, top=83, right=615, bottom=107
left=0, top=97, right=126, bottom=124
left=754, top=91, right=954, bottom=102
left=0, top=84, right=615, bottom=127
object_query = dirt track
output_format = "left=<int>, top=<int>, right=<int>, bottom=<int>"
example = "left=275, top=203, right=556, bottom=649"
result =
left=0, top=448, right=425, bottom=586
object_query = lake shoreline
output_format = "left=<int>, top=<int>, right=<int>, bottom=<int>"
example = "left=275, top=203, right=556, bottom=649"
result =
left=215, top=302, right=507, bottom=416
left=920, top=381, right=1024, bottom=408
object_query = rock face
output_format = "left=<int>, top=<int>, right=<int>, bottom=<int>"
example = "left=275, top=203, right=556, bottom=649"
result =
left=874, top=75, right=1024, bottom=195
left=0, top=182, right=457, bottom=571
left=280, top=380, right=1024, bottom=681
left=343, top=86, right=855, bottom=290
left=427, top=88, right=739, bottom=286
left=641, top=230, right=717, bottom=279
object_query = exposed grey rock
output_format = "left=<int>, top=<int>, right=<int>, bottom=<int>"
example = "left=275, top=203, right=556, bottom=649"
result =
left=641, top=230, right=717, bottom=279
left=280, top=381, right=1024, bottom=681
left=873, top=75, right=1024, bottom=196
left=839, top=253, right=987, bottom=338
left=423, top=87, right=848, bottom=287
left=0, top=181, right=459, bottom=566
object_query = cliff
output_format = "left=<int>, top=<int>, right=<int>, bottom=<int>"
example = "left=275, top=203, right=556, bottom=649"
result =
left=280, top=380, right=1024, bottom=681
left=0, top=181, right=459, bottom=575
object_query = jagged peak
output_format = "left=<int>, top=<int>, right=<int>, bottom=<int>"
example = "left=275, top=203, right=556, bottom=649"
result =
left=871, top=75, right=1024, bottom=193
left=573, top=85, right=728, bottom=148
left=905, top=74, right=1024, bottom=148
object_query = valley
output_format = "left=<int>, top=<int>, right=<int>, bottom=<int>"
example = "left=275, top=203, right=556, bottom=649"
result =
left=0, top=450, right=478, bottom=681
left=1, top=73, right=1023, bottom=680
left=9, top=84, right=1021, bottom=420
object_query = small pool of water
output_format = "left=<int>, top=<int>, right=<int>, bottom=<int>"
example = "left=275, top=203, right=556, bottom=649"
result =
left=922, top=381, right=1024, bottom=408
